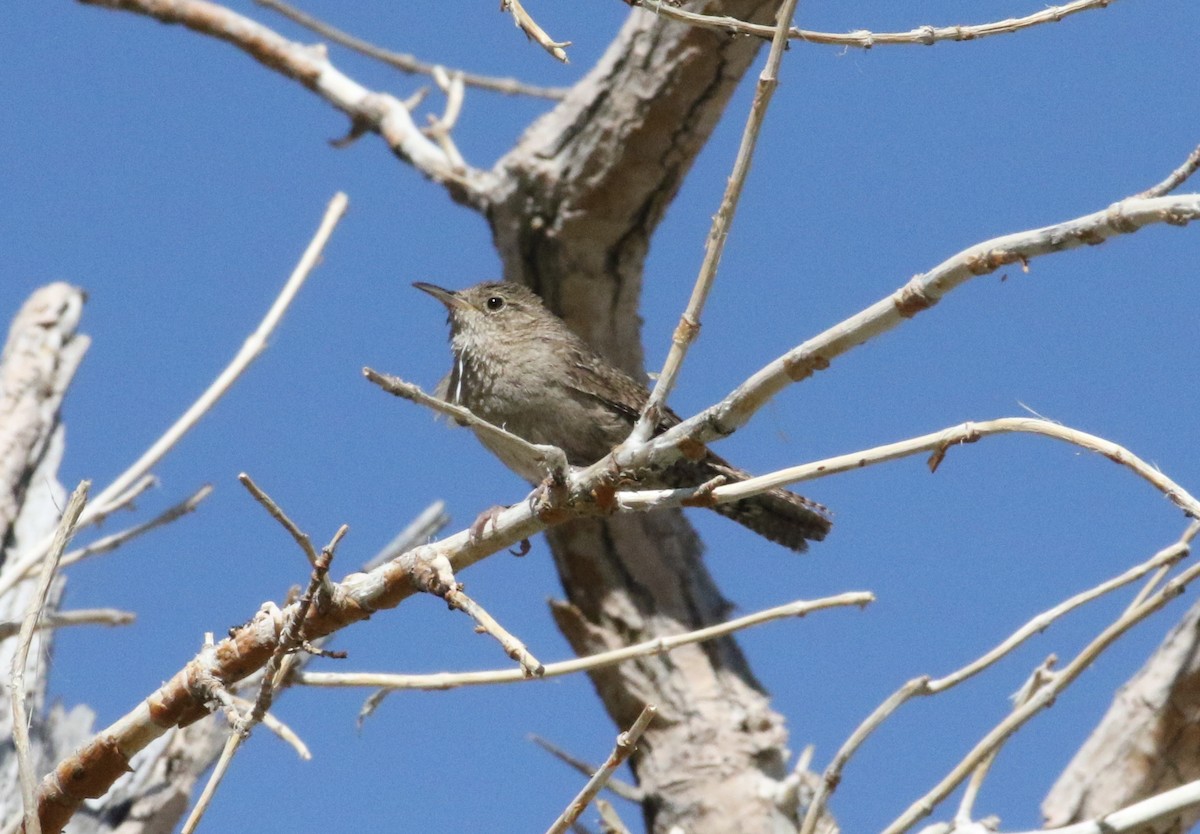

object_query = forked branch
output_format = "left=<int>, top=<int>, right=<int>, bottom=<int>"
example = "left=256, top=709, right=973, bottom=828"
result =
left=634, top=0, right=1115, bottom=49
left=78, top=1, right=482, bottom=198
left=609, top=192, right=1200, bottom=478
left=254, top=0, right=569, bottom=99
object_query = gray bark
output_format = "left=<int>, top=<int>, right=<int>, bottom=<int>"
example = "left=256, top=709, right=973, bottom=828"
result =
left=478, top=4, right=823, bottom=831
left=0, top=284, right=90, bottom=822
left=1043, top=599, right=1200, bottom=834
left=0, top=287, right=229, bottom=834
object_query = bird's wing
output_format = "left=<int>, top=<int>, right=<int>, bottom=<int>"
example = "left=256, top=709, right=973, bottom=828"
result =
left=561, top=349, right=646, bottom=423
left=562, top=347, right=684, bottom=433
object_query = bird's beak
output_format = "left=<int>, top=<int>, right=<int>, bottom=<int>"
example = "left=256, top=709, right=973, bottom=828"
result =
left=413, top=282, right=473, bottom=311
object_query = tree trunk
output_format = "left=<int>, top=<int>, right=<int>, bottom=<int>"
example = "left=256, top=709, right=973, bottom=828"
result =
left=479, top=4, right=818, bottom=830
left=0, top=286, right=229, bottom=834
left=1043, top=598, right=1200, bottom=834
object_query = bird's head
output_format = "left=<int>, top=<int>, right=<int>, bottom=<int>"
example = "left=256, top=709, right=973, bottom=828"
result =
left=414, top=281, right=561, bottom=358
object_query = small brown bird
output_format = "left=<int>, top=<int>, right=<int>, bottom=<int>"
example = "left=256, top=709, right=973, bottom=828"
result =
left=415, top=281, right=831, bottom=552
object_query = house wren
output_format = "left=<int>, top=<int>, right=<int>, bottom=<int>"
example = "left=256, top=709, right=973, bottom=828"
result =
left=414, top=281, right=831, bottom=552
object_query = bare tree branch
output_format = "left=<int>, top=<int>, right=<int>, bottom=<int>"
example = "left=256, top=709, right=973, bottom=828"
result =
left=0, top=284, right=88, bottom=565
left=1028, top=778, right=1200, bottom=834
left=499, top=0, right=570, bottom=63
left=635, top=0, right=804, bottom=439
left=60, top=484, right=212, bottom=569
left=885, top=538, right=1200, bottom=834
left=439, top=583, right=545, bottom=678
left=618, top=416, right=1200, bottom=521
left=364, top=370, right=570, bottom=482
left=632, top=0, right=1116, bottom=49
left=24, top=179, right=1199, bottom=829
left=239, top=474, right=320, bottom=567
left=26, top=502, right=545, bottom=832
left=363, top=500, right=450, bottom=570
left=0, top=608, right=135, bottom=641
left=0, top=192, right=345, bottom=600
left=545, top=704, right=656, bottom=834
left=0, top=283, right=88, bottom=834
left=77, top=1, right=480, bottom=196
left=1135, top=142, right=1200, bottom=199
left=179, top=526, right=341, bottom=834
left=253, top=0, right=569, bottom=99
left=1043, top=589, right=1200, bottom=831
left=9, top=481, right=88, bottom=834
left=610, top=193, right=1200, bottom=478
left=297, top=592, right=873, bottom=694
left=800, top=523, right=1200, bottom=834
left=32, top=4, right=1197, bottom=833
left=530, top=735, right=643, bottom=802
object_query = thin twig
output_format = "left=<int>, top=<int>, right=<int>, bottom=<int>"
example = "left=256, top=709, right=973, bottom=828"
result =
left=634, top=0, right=1115, bottom=49
left=80, top=1, right=475, bottom=189
left=799, top=680, right=930, bottom=834
left=0, top=608, right=135, bottom=641
left=0, top=192, right=347, bottom=599
left=884, top=551, right=1200, bottom=834
left=926, top=544, right=1187, bottom=694
left=530, top=736, right=643, bottom=802
left=545, top=705, right=656, bottom=834
left=363, top=499, right=450, bottom=571
left=1123, top=528, right=1198, bottom=612
left=423, top=68, right=467, bottom=171
left=604, top=192, right=1200, bottom=483
left=84, top=193, right=346, bottom=523
left=443, top=585, right=544, bottom=677
left=60, top=484, right=213, bottom=569
left=956, top=657, right=1056, bottom=825
left=1134, top=142, right=1200, bottom=199
left=296, top=592, right=873, bottom=696
left=248, top=526, right=344, bottom=726
left=9, top=481, right=89, bottom=834
left=181, top=527, right=342, bottom=834
left=228, top=694, right=311, bottom=759
left=634, top=0, right=803, bottom=442
left=239, top=473, right=319, bottom=566
left=799, top=525, right=1197, bottom=834
left=364, top=368, right=570, bottom=482
left=180, top=728, right=238, bottom=834
left=399, top=543, right=542, bottom=675
left=618, top=417, right=1200, bottom=521
left=501, top=0, right=570, bottom=63
left=77, top=474, right=158, bottom=528
left=254, top=0, right=568, bottom=99
left=595, top=799, right=634, bottom=834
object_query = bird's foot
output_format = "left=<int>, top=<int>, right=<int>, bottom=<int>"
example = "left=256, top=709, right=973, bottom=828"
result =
left=527, top=469, right=571, bottom=524
left=469, top=504, right=508, bottom=543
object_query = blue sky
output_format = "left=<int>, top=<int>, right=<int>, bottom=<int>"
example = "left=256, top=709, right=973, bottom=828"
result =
left=4, top=1, right=1200, bottom=832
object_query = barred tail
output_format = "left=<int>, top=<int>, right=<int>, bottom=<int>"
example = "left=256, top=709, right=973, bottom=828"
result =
left=706, top=459, right=832, bottom=552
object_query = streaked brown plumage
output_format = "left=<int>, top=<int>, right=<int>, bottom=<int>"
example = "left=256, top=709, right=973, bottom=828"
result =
left=415, top=280, right=831, bottom=552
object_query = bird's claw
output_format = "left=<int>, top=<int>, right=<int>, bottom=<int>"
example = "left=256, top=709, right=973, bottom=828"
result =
left=469, top=505, right=508, bottom=543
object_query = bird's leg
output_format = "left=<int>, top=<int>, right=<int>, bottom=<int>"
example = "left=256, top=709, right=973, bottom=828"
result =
left=521, top=444, right=571, bottom=519
left=469, top=504, right=508, bottom=543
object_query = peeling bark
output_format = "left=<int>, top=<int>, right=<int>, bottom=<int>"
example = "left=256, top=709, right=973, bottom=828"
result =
left=1043, top=600, right=1200, bottom=834
left=0, top=287, right=230, bottom=834
left=0, top=284, right=90, bottom=826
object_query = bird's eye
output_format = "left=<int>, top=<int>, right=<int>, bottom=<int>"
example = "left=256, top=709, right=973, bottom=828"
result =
left=485, top=296, right=505, bottom=311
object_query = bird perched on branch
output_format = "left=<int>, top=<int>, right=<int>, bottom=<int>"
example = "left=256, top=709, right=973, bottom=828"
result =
left=415, top=280, right=831, bottom=552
